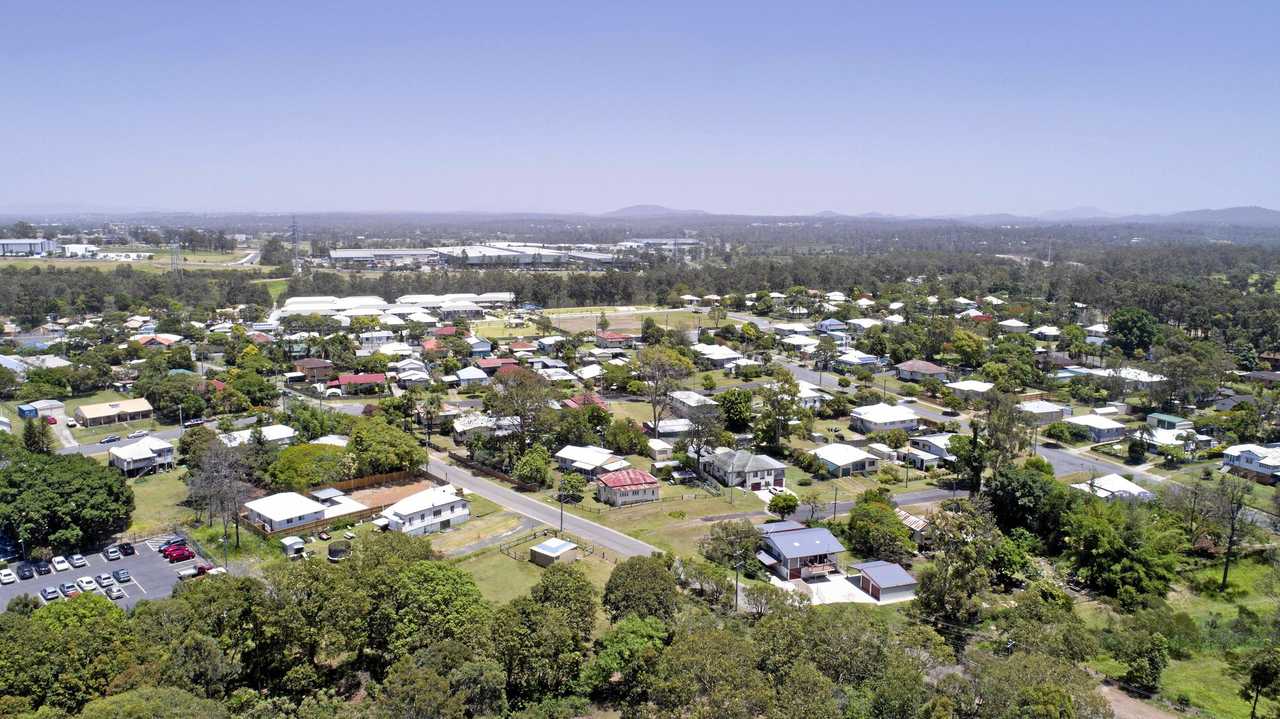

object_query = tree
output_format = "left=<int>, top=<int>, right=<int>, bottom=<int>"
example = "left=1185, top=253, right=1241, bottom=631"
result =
left=391, top=561, right=491, bottom=656
left=717, top=387, right=754, bottom=432
left=0, top=451, right=134, bottom=551
left=487, top=366, right=555, bottom=448
left=644, top=627, right=773, bottom=718
left=266, top=443, right=352, bottom=491
left=1234, top=647, right=1280, bottom=719
left=491, top=597, right=585, bottom=703
left=768, top=492, right=798, bottom=520
left=577, top=615, right=666, bottom=703
left=78, top=687, right=228, bottom=719
left=177, top=424, right=218, bottom=470
left=1108, top=307, right=1158, bottom=357
left=603, top=555, right=678, bottom=623
left=844, top=492, right=916, bottom=564
left=530, top=563, right=598, bottom=644
left=349, top=417, right=425, bottom=476
left=556, top=472, right=586, bottom=504
left=1062, top=500, right=1181, bottom=604
left=512, top=445, right=552, bottom=488
left=632, top=346, right=694, bottom=427
left=700, top=519, right=762, bottom=573
left=686, top=408, right=728, bottom=465
left=1113, top=631, right=1169, bottom=693
left=21, top=418, right=53, bottom=455
left=1216, top=475, right=1254, bottom=590
left=951, top=329, right=986, bottom=367
left=372, top=656, right=465, bottom=719
left=753, top=371, right=807, bottom=450
left=603, top=418, right=647, bottom=456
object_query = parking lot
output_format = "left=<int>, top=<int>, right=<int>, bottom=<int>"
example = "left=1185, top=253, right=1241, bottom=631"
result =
left=0, top=536, right=207, bottom=610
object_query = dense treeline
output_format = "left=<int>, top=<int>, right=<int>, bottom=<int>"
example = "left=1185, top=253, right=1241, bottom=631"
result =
left=0, top=267, right=271, bottom=327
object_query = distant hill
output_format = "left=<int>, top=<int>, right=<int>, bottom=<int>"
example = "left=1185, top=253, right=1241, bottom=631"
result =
left=602, top=204, right=709, bottom=218
left=1039, top=206, right=1114, bottom=221
left=1154, top=206, right=1280, bottom=227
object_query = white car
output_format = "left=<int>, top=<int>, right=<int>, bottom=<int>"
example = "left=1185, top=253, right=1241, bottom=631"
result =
left=51, top=556, right=71, bottom=572
left=0, top=569, right=15, bottom=585
left=126, top=430, right=148, bottom=439
left=66, top=418, right=78, bottom=427
left=75, top=576, right=97, bottom=593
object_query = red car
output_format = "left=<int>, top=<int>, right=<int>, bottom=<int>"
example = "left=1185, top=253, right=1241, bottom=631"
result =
left=160, top=544, right=190, bottom=559
left=166, top=547, right=195, bottom=562
left=44, top=416, right=57, bottom=425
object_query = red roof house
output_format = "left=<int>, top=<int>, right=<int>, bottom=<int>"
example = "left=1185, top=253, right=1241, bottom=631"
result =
left=596, top=469, right=660, bottom=507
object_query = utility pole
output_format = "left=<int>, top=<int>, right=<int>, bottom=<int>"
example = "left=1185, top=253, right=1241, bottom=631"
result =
left=832, top=485, right=839, bottom=521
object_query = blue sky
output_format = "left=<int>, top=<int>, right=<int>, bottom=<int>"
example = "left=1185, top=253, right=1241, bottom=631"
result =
left=2, top=2, right=1277, bottom=216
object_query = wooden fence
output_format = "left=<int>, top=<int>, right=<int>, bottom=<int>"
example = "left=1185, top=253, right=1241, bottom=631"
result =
left=326, top=469, right=418, bottom=493
left=447, top=451, right=542, bottom=491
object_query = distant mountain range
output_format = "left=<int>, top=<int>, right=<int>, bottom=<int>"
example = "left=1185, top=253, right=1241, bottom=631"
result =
left=806, top=205, right=1280, bottom=228
left=602, top=204, right=709, bottom=218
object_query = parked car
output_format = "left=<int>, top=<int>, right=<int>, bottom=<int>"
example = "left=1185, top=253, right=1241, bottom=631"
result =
left=177, top=564, right=216, bottom=580
left=112, top=569, right=131, bottom=583
left=50, top=556, right=71, bottom=572
left=0, top=569, right=16, bottom=585
left=157, top=538, right=186, bottom=552
left=65, top=418, right=77, bottom=428
left=161, top=543, right=191, bottom=558
left=44, top=416, right=57, bottom=425
left=75, top=576, right=97, bottom=592
left=39, top=586, right=60, bottom=601
left=104, top=547, right=121, bottom=561
left=34, top=561, right=51, bottom=576
left=100, top=435, right=121, bottom=444
left=95, top=573, right=114, bottom=587
left=59, top=582, right=79, bottom=597
left=182, top=418, right=205, bottom=428
left=106, top=586, right=125, bottom=600
left=17, top=565, right=34, bottom=581
left=126, top=430, right=148, bottom=439
left=166, top=547, right=195, bottom=563
left=68, top=554, right=87, bottom=568
left=118, top=542, right=135, bottom=556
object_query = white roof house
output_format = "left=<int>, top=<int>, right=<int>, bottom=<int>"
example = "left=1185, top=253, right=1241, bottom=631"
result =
left=997, top=319, right=1029, bottom=332
left=781, top=334, right=820, bottom=351
left=1070, top=474, right=1154, bottom=501
left=691, top=343, right=743, bottom=366
left=1064, top=414, right=1126, bottom=432
left=380, top=485, right=470, bottom=536
left=219, top=424, right=297, bottom=447
left=983, top=295, right=1006, bottom=305
left=946, top=379, right=994, bottom=395
left=244, top=492, right=327, bottom=532
left=554, top=445, right=629, bottom=474
left=1031, top=325, right=1061, bottom=338
left=810, top=443, right=875, bottom=468
left=851, top=402, right=919, bottom=433
left=847, top=318, right=882, bottom=333
left=835, top=349, right=878, bottom=366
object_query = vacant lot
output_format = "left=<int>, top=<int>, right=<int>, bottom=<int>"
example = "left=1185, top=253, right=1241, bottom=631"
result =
left=126, top=469, right=191, bottom=538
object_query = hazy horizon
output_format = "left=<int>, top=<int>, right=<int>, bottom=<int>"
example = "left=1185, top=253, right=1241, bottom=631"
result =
left=3, top=2, right=1277, bottom=216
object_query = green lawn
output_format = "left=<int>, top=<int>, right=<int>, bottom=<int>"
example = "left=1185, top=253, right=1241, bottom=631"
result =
left=1160, top=654, right=1263, bottom=719
left=125, top=469, right=191, bottom=539
left=451, top=541, right=617, bottom=606
left=257, top=277, right=290, bottom=303
left=553, top=490, right=767, bottom=557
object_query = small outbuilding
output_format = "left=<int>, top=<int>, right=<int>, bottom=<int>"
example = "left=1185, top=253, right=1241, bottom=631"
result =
left=529, top=537, right=579, bottom=567
left=850, top=560, right=917, bottom=603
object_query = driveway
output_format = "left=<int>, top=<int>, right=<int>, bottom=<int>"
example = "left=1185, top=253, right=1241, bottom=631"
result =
left=426, top=456, right=657, bottom=559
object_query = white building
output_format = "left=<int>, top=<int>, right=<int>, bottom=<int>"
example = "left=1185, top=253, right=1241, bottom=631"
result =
left=380, top=485, right=470, bottom=535
left=220, top=424, right=297, bottom=448
left=1070, top=474, right=1154, bottom=501
left=244, top=492, right=327, bottom=533
left=1017, top=400, right=1070, bottom=426
left=108, top=436, right=175, bottom=476
left=670, top=390, right=719, bottom=418
left=691, top=343, right=743, bottom=368
left=850, top=402, right=919, bottom=434
left=1064, top=413, right=1127, bottom=442
left=1223, top=443, right=1280, bottom=482
left=810, top=443, right=878, bottom=477
left=946, top=379, right=993, bottom=400
left=554, top=445, right=629, bottom=476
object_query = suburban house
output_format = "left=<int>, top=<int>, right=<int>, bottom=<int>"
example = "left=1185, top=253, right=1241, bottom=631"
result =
left=448, top=366, right=489, bottom=387
left=909, top=434, right=957, bottom=464
left=1070, top=474, right=1154, bottom=501
left=895, top=359, right=948, bottom=382
left=594, top=330, right=635, bottom=349
left=1031, top=325, right=1061, bottom=341
left=834, top=349, right=878, bottom=371
left=900, top=446, right=945, bottom=470
left=219, top=424, right=297, bottom=448
left=945, top=379, right=993, bottom=400
left=1064, top=413, right=1127, bottom=442
left=562, top=393, right=609, bottom=411
left=1017, top=400, right=1070, bottom=426
left=1223, top=443, right=1280, bottom=483
left=554, top=445, right=630, bottom=477
left=358, top=330, right=395, bottom=352
left=596, top=469, right=661, bottom=507
left=796, top=380, right=831, bottom=410
left=699, top=447, right=786, bottom=491
left=810, top=443, right=879, bottom=477
left=846, top=318, right=882, bottom=335
left=1143, top=427, right=1216, bottom=453
left=850, top=560, right=917, bottom=603
left=815, top=318, right=847, bottom=334
left=108, top=436, right=175, bottom=476
left=74, top=398, right=154, bottom=427
left=1147, top=412, right=1193, bottom=431
left=379, top=485, right=470, bottom=535
left=244, top=492, right=327, bottom=533
left=996, top=318, right=1029, bottom=333
left=647, top=438, right=674, bottom=462
left=691, top=343, right=743, bottom=369
left=670, top=390, right=719, bottom=418
left=756, top=521, right=846, bottom=581
left=293, top=357, right=335, bottom=382
left=464, top=335, right=493, bottom=356
left=474, top=357, right=519, bottom=375
left=327, top=373, right=387, bottom=395
left=850, top=402, right=919, bottom=434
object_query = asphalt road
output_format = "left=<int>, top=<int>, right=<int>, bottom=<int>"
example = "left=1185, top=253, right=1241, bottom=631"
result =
left=426, top=456, right=658, bottom=559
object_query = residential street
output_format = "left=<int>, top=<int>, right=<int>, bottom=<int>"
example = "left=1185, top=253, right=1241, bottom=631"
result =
left=425, top=455, right=658, bottom=559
